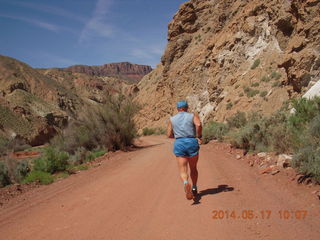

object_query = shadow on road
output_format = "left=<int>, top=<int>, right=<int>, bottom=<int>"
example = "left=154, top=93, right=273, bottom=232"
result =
left=192, top=184, right=234, bottom=205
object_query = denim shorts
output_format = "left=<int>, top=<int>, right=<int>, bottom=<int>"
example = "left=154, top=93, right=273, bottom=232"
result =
left=173, top=138, right=199, bottom=157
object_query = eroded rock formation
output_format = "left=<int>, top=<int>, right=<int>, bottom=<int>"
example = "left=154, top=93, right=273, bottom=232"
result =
left=135, top=0, right=320, bottom=129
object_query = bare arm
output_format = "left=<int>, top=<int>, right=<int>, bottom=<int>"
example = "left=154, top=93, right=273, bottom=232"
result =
left=167, top=120, right=174, bottom=138
left=193, top=113, right=202, bottom=143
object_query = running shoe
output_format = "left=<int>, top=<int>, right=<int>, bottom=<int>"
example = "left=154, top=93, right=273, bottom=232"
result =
left=184, top=183, right=193, bottom=200
left=192, top=186, right=198, bottom=196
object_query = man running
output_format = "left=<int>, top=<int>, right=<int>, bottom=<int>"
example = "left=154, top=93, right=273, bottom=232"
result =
left=167, top=100, right=202, bottom=200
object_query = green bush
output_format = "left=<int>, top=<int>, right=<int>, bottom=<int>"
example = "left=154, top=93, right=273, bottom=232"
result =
left=244, top=87, right=259, bottom=97
left=142, top=127, right=166, bottom=136
left=228, top=116, right=271, bottom=152
left=226, top=111, right=247, bottom=129
left=0, top=158, right=30, bottom=187
left=53, top=95, right=139, bottom=153
left=260, top=91, right=268, bottom=98
left=34, top=147, right=69, bottom=174
left=251, top=82, right=260, bottom=87
left=0, top=136, right=9, bottom=156
left=270, top=71, right=281, bottom=80
left=227, top=111, right=293, bottom=153
left=289, top=98, right=320, bottom=130
left=203, top=121, right=229, bottom=143
left=266, top=110, right=292, bottom=153
left=68, top=147, right=87, bottom=166
left=22, top=170, right=54, bottom=185
left=85, top=149, right=107, bottom=162
left=288, top=97, right=320, bottom=149
left=261, top=75, right=271, bottom=82
left=0, top=161, right=11, bottom=187
left=142, top=128, right=155, bottom=136
left=14, top=160, right=30, bottom=182
left=292, top=114, right=320, bottom=182
left=251, top=59, right=260, bottom=69
left=292, top=146, right=320, bottom=182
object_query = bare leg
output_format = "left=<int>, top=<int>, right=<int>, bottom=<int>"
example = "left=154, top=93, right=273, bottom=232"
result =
left=176, top=156, right=193, bottom=200
left=176, top=157, right=189, bottom=182
left=188, top=154, right=199, bottom=186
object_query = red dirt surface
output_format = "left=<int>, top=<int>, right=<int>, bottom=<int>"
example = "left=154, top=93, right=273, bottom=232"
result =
left=0, top=136, right=319, bottom=240
left=10, top=151, right=40, bottom=159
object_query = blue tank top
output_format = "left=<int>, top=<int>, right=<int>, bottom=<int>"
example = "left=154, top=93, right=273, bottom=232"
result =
left=170, top=112, right=196, bottom=138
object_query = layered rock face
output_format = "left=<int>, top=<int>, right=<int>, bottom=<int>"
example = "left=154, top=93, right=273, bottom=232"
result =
left=0, top=56, right=141, bottom=145
left=135, top=0, right=320, bottom=129
left=64, top=62, right=152, bottom=83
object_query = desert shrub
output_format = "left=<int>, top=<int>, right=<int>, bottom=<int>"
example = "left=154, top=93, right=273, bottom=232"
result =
left=251, top=59, right=260, bottom=69
left=228, top=111, right=292, bottom=153
left=251, top=82, right=259, bottom=87
left=142, top=128, right=155, bottom=136
left=265, top=110, right=292, bottom=153
left=203, top=121, right=229, bottom=143
left=261, top=75, right=271, bottom=82
left=288, top=97, right=320, bottom=149
left=239, top=93, right=244, bottom=97
left=244, top=87, right=259, bottom=97
left=155, top=127, right=166, bottom=135
left=292, top=115, right=320, bottom=182
left=260, top=91, right=268, bottom=98
left=4, top=157, right=30, bottom=183
left=53, top=95, right=139, bottom=153
left=22, top=170, right=54, bottom=185
left=0, top=136, right=9, bottom=156
left=85, top=149, right=107, bottom=162
left=226, top=111, right=247, bottom=129
left=292, top=146, right=320, bottom=182
left=68, top=147, right=86, bottom=166
left=33, top=147, right=69, bottom=174
left=270, top=71, right=281, bottom=80
left=0, top=161, right=11, bottom=187
left=142, top=127, right=166, bottom=136
left=289, top=98, right=320, bottom=130
left=228, top=115, right=271, bottom=152
left=14, top=160, right=30, bottom=182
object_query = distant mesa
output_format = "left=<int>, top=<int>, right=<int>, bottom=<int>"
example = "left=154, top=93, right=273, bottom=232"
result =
left=64, top=62, right=153, bottom=83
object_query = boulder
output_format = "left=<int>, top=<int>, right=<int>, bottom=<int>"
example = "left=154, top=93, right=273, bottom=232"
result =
left=277, top=154, right=292, bottom=168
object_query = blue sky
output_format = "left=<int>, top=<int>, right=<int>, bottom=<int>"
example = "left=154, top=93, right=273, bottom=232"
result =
left=0, top=0, right=186, bottom=68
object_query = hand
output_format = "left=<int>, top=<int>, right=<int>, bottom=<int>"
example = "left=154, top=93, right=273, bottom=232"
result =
left=197, top=138, right=203, bottom=145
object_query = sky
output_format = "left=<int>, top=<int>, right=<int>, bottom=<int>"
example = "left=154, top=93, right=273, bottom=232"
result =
left=0, top=0, right=186, bottom=68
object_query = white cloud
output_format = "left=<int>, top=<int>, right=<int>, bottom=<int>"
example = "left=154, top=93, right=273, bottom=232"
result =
left=79, top=0, right=114, bottom=43
left=0, top=13, right=60, bottom=32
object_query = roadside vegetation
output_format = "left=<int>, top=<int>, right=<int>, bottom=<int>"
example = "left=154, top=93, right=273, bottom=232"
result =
left=142, top=127, right=166, bottom=136
left=203, top=97, right=320, bottom=182
left=0, top=95, right=139, bottom=188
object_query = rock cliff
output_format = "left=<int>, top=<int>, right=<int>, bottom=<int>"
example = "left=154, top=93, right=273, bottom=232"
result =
left=0, top=56, right=140, bottom=145
left=64, top=62, right=152, bottom=83
left=135, top=0, right=320, bottom=129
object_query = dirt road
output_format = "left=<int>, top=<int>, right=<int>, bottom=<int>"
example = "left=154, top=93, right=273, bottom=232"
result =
left=0, top=136, right=319, bottom=240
